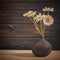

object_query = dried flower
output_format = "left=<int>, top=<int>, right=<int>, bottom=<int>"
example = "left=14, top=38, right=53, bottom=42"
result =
left=23, top=11, right=33, bottom=17
left=42, top=7, right=54, bottom=12
left=23, top=11, right=36, bottom=17
left=27, top=11, right=36, bottom=17
left=33, top=13, right=43, bottom=22
left=23, top=7, right=54, bottom=37
left=43, top=15, right=54, bottom=26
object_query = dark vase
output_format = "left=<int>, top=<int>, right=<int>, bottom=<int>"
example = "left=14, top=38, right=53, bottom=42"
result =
left=32, top=39, right=52, bottom=57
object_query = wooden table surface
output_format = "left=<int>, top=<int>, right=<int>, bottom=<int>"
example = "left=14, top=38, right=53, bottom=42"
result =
left=0, top=50, right=60, bottom=60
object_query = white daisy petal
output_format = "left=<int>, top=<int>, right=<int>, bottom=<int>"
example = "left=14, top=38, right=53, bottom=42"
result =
left=27, top=11, right=36, bottom=17
left=23, top=11, right=33, bottom=17
left=43, top=15, right=54, bottom=26
left=50, top=7, right=54, bottom=12
left=23, top=13, right=28, bottom=17
left=42, top=7, right=54, bottom=12
left=33, top=13, right=43, bottom=23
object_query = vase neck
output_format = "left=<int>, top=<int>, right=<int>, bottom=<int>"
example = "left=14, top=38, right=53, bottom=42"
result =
left=42, top=34, right=45, bottom=40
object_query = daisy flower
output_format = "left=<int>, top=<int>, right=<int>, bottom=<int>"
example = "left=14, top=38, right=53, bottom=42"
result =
left=27, top=11, right=36, bottom=17
left=42, top=7, right=54, bottom=12
left=23, top=11, right=36, bottom=17
left=43, top=15, right=54, bottom=26
left=33, top=13, right=43, bottom=22
left=23, top=11, right=33, bottom=17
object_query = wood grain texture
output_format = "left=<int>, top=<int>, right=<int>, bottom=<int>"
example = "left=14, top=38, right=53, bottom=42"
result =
left=0, top=3, right=59, bottom=24
left=0, top=2, right=60, bottom=49
left=0, top=24, right=59, bottom=38
left=0, top=38, right=60, bottom=50
left=0, top=0, right=48, bottom=3
left=0, top=50, right=60, bottom=60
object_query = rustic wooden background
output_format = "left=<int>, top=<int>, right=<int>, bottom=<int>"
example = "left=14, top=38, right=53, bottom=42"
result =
left=0, top=0, right=60, bottom=50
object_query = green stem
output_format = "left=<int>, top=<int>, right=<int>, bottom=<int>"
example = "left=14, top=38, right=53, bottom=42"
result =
left=34, top=21, right=41, bottom=36
left=42, top=25, right=46, bottom=40
left=30, top=17, right=41, bottom=36
left=40, top=20, right=46, bottom=40
left=40, top=21, right=43, bottom=35
left=29, top=18, right=34, bottom=23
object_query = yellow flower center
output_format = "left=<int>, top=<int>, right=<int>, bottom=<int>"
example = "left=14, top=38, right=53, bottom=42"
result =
left=45, top=17, right=50, bottom=23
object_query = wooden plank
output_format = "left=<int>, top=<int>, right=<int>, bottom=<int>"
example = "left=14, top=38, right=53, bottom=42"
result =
left=0, top=30, right=59, bottom=38
left=0, top=3, right=42, bottom=24
left=0, top=0, right=45, bottom=3
left=0, top=2, right=59, bottom=24
left=0, top=0, right=55, bottom=2
left=0, top=3, right=44, bottom=12
left=0, top=24, right=59, bottom=38
left=0, top=3, right=42, bottom=8
left=0, top=38, right=40, bottom=45
left=0, top=33, right=59, bottom=38
left=0, top=38, right=60, bottom=50
left=0, top=24, right=59, bottom=30
left=0, top=51, right=60, bottom=60
left=0, top=18, right=59, bottom=24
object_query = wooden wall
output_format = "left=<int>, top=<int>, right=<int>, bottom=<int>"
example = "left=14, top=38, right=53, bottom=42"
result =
left=0, top=1, right=60, bottom=50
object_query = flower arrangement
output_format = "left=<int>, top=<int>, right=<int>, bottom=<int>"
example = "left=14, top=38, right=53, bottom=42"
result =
left=23, top=7, right=54, bottom=39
